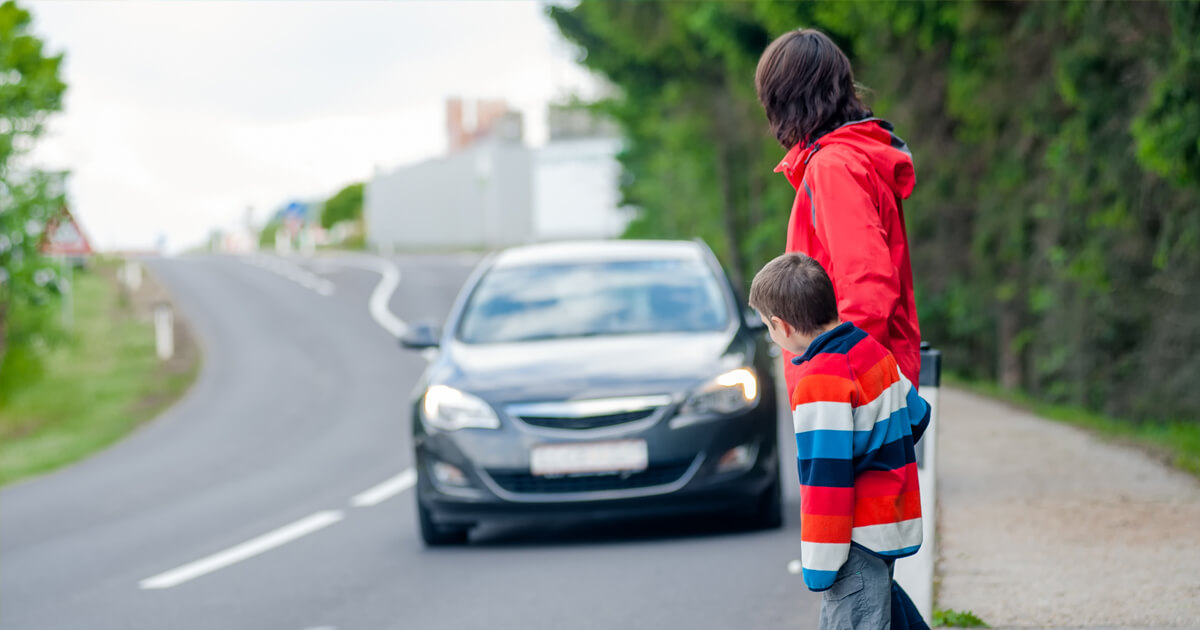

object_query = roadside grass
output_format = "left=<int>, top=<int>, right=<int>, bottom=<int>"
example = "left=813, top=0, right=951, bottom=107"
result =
left=0, top=261, right=199, bottom=486
left=947, top=374, right=1200, bottom=479
left=932, top=608, right=988, bottom=628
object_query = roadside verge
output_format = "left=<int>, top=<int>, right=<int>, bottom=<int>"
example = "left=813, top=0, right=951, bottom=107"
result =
left=0, top=258, right=200, bottom=486
left=936, top=386, right=1200, bottom=626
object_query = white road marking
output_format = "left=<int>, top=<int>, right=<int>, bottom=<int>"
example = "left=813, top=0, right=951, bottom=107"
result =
left=786, top=559, right=802, bottom=575
left=320, top=255, right=407, bottom=337
left=139, top=510, right=345, bottom=589
left=351, top=468, right=417, bottom=507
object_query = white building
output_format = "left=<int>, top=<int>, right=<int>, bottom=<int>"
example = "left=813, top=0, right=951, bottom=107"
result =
left=364, top=105, right=629, bottom=251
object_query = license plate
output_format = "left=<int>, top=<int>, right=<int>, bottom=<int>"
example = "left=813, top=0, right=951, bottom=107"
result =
left=530, top=440, right=648, bottom=476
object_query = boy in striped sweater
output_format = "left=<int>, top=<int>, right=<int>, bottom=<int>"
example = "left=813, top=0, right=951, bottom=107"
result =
left=749, top=253, right=930, bottom=629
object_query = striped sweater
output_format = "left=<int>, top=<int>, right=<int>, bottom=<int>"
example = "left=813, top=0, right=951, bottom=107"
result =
left=790, top=322, right=930, bottom=591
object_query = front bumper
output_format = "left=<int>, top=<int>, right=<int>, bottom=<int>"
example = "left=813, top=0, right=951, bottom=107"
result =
left=414, top=404, right=779, bottom=526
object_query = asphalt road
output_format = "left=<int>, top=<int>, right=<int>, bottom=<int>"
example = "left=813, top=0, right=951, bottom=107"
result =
left=0, top=253, right=820, bottom=630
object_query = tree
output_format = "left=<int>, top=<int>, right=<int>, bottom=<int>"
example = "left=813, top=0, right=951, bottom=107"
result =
left=320, top=182, right=364, bottom=229
left=551, top=1, right=1200, bottom=424
left=0, top=0, right=67, bottom=397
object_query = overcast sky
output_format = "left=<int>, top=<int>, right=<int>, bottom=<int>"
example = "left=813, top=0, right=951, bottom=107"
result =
left=25, top=1, right=597, bottom=252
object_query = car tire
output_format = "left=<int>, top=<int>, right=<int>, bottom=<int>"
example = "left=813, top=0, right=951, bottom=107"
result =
left=751, top=478, right=784, bottom=530
left=417, top=497, right=470, bottom=546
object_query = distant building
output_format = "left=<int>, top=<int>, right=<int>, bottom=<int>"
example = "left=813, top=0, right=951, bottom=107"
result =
left=364, top=101, right=629, bottom=251
left=446, top=98, right=523, bottom=152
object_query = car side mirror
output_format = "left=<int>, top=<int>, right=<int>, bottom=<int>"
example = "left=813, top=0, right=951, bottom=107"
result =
left=400, top=321, right=441, bottom=350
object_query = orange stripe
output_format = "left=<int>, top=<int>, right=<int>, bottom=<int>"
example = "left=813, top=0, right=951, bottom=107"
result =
left=854, top=354, right=901, bottom=403
left=791, top=374, right=854, bottom=406
left=800, top=513, right=853, bottom=543
left=853, top=491, right=922, bottom=527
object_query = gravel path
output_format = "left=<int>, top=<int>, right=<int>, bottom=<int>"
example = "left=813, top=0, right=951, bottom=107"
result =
left=937, top=387, right=1200, bottom=628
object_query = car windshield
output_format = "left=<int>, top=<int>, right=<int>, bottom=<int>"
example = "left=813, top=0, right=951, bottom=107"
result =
left=457, top=258, right=731, bottom=344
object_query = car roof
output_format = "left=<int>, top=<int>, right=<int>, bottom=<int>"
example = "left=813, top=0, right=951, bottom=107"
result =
left=491, top=240, right=710, bottom=268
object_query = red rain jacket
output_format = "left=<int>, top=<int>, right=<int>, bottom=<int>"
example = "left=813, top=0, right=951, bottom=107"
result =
left=775, top=118, right=922, bottom=391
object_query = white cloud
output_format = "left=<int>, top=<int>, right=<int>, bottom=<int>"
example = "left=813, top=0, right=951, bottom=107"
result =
left=23, top=0, right=599, bottom=252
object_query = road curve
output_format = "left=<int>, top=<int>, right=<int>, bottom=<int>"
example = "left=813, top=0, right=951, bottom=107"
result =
left=0, top=253, right=818, bottom=630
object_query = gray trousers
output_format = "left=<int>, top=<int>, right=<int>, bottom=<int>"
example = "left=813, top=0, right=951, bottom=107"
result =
left=818, top=546, right=895, bottom=630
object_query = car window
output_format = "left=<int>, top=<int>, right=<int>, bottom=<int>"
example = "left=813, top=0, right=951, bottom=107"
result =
left=458, top=259, right=731, bottom=343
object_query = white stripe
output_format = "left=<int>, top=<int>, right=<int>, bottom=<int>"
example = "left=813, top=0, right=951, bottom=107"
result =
left=139, top=510, right=344, bottom=589
left=852, top=378, right=908, bottom=431
left=792, top=400, right=854, bottom=433
left=852, top=517, right=923, bottom=553
left=794, top=376, right=915, bottom=437
left=800, top=541, right=850, bottom=572
left=350, top=468, right=416, bottom=507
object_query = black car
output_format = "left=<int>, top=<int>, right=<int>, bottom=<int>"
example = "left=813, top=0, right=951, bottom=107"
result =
left=400, top=240, right=782, bottom=545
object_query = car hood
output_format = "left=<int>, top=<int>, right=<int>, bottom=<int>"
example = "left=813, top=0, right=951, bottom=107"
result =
left=437, top=331, right=749, bottom=404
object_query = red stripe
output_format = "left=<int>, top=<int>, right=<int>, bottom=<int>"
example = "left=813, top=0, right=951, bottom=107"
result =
left=845, top=338, right=890, bottom=376
left=800, top=485, right=854, bottom=516
left=853, top=491, right=922, bottom=526
left=853, top=353, right=901, bottom=404
left=855, top=463, right=920, bottom=498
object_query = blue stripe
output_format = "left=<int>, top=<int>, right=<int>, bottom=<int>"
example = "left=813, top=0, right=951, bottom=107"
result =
left=854, top=436, right=913, bottom=474
left=854, top=406, right=915, bottom=456
left=798, top=456, right=855, bottom=488
left=867, top=543, right=922, bottom=558
left=802, top=568, right=838, bottom=592
left=907, top=388, right=931, bottom=443
left=796, top=429, right=853, bottom=461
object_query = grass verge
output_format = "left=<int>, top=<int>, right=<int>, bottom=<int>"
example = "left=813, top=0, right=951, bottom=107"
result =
left=0, top=261, right=200, bottom=486
left=947, top=374, right=1200, bottom=479
left=932, top=608, right=988, bottom=628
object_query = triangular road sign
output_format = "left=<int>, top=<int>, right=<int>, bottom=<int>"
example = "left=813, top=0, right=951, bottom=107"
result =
left=41, top=206, right=93, bottom=256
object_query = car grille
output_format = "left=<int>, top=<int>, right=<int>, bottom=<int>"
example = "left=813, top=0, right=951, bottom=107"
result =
left=517, top=409, right=656, bottom=430
left=487, top=460, right=693, bottom=494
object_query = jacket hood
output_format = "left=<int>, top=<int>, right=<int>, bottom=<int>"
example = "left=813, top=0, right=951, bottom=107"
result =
left=774, top=118, right=915, bottom=199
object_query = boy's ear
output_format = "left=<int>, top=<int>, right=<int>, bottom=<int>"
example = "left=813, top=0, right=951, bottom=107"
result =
left=770, top=316, right=792, bottom=336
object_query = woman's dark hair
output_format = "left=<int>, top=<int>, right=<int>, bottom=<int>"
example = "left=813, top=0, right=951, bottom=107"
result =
left=755, top=29, right=872, bottom=149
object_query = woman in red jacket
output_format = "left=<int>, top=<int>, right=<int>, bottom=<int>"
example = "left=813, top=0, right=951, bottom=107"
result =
left=756, top=29, right=922, bottom=392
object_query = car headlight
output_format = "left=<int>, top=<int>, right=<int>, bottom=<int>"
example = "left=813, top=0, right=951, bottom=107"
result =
left=679, top=368, right=759, bottom=417
left=422, top=385, right=500, bottom=431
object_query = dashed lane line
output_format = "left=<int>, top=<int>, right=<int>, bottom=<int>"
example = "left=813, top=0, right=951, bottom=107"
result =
left=138, top=254, right=419, bottom=591
left=139, top=511, right=345, bottom=590
left=350, top=469, right=417, bottom=508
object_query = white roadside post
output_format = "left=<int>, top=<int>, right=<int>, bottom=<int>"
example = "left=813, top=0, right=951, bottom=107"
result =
left=154, top=301, right=174, bottom=361
left=299, top=228, right=316, bottom=257
left=274, top=230, right=291, bottom=255
left=894, top=343, right=942, bottom=621
left=121, top=259, right=143, bottom=292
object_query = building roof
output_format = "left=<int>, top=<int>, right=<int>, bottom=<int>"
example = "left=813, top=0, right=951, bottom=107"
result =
left=492, top=239, right=708, bottom=268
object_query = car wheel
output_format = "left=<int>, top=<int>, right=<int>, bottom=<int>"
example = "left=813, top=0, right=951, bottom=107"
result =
left=751, top=478, right=784, bottom=530
left=417, top=497, right=470, bottom=546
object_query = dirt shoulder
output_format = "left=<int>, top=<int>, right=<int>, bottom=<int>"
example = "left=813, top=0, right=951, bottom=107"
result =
left=937, top=387, right=1200, bottom=628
